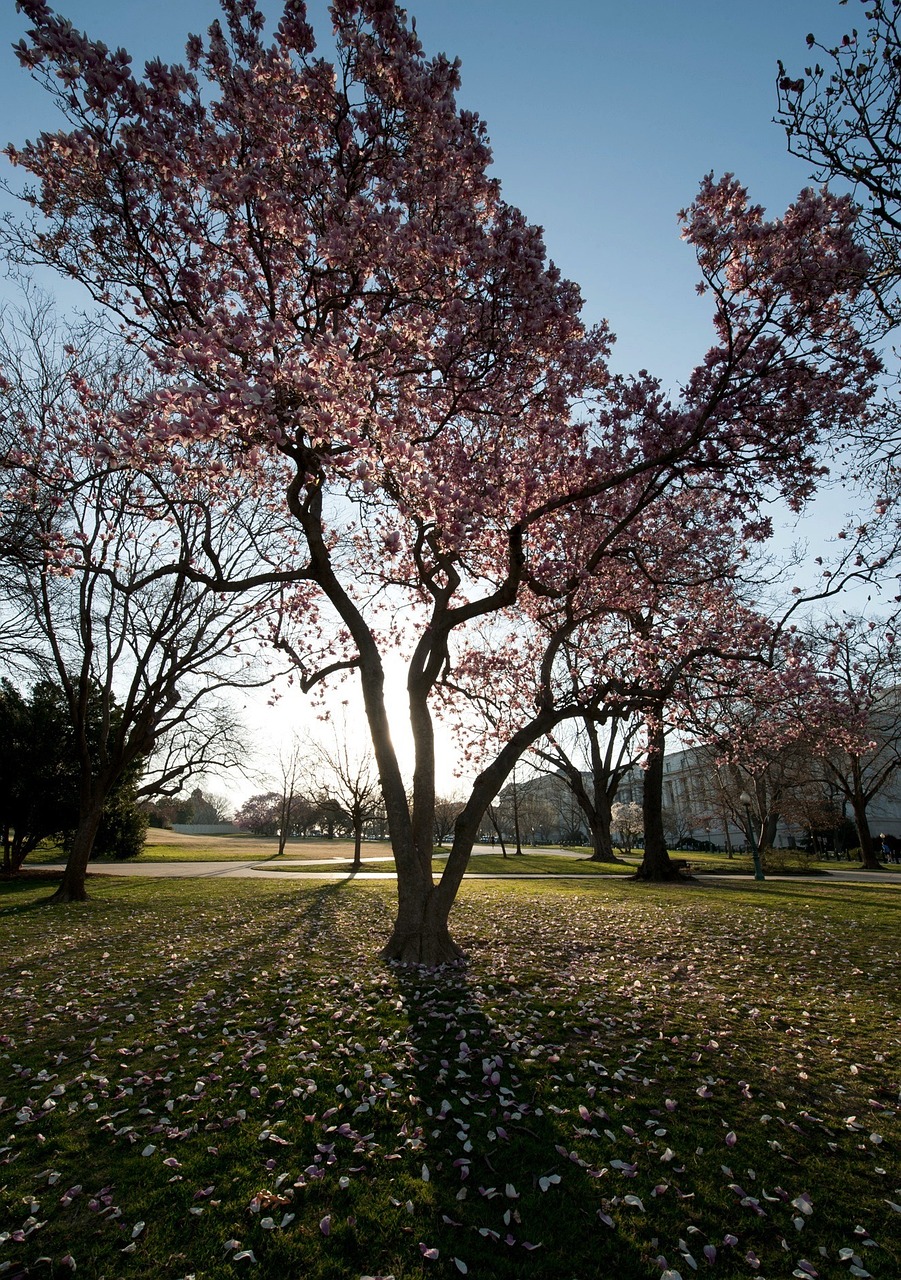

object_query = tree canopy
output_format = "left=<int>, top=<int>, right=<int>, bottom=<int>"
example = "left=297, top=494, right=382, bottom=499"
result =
left=3, top=0, right=885, bottom=957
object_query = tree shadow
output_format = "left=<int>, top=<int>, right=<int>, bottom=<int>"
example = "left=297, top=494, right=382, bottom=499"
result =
left=385, top=962, right=657, bottom=1279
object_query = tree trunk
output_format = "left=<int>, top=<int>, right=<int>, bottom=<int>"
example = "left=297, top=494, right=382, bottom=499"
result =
left=552, top=745, right=622, bottom=863
left=382, top=707, right=570, bottom=965
left=586, top=794, right=621, bottom=863
left=352, top=820, right=363, bottom=872
left=634, top=722, right=680, bottom=881
left=11, top=834, right=31, bottom=875
left=378, top=879, right=464, bottom=966
left=511, top=775, right=524, bottom=855
left=761, top=812, right=779, bottom=853
left=486, top=808, right=507, bottom=857
left=50, top=805, right=104, bottom=902
left=277, top=794, right=290, bottom=855
left=850, top=774, right=882, bottom=869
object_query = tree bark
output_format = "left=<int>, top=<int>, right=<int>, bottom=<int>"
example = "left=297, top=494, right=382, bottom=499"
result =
left=634, top=721, right=681, bottom=881
left=850, top=768, right=883, bottom=869
left=352, top=820, right=363, bottom=872
left=759, top=811, right=779, bottom=857
left=586, top=793, right=622, bottom=863
left=379, top=880, right=464, bottom=965
left=50, top=805, right=104, bottom=902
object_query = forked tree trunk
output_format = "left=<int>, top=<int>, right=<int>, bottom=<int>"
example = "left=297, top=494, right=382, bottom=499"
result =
left=50, top=805, right=105, bottom=903
left=379, top=877, right=464, bottom=965
left=379, top=704, right=568, bottom=965
left=11, top=835, right=32, bottom=875
left=554, top=753, right=621, bottom=863
left=352, top=821, right=363, bottom=871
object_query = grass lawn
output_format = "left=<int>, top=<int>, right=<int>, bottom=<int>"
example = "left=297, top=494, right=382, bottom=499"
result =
left=1, top=876, right=899, bottom=1279
left=25, top=832, right=395, bottom=865
left=266, top=852, right=634, bottom=877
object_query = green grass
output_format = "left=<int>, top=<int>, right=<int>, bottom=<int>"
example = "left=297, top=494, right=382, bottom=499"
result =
left=263, top=851, right=633, bottom=876
left=1, top=875, right=899, bottom=1279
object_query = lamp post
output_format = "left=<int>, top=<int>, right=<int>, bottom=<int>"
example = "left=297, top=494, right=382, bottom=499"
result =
left=738, top=790, right=765, bottom=881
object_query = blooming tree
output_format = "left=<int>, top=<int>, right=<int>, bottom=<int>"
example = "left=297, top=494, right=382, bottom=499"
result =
left=4, top=0, right=879, bottom=958
left=610, top=801, right=643, bottom=859
left=809, top=614, right=901, bottom=865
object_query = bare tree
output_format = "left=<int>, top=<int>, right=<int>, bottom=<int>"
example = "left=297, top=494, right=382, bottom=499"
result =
left=0, top=298, right=301, bottom=900
left=271, top=735, right=305, bottom=856
left=307, top=729, right=383, bottom=871
left=534, top=713, right=642, bottom=862
left=433, top=795, right=464, bottom=847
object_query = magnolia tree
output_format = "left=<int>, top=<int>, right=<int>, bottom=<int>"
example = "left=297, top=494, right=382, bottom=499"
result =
left=453, top=488, right=830, bottom=879
left=681, top=637, right=875, bottom=862
left=610, top=801, right=643, bottom=859
left=809, top=614, right=901, bottom=864
left=777, top=0, right=901, bottom=329
left=6, top=0, right=880, bottom=960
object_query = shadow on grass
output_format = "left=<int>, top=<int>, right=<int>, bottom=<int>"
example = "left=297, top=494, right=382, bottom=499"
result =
left=0, top=872, right=68, bottom=916
left=389, top=963, right=655, bottom=1280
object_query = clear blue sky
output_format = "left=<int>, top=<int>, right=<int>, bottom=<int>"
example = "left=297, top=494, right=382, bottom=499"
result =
left=1, top=0, right=842, bottom=391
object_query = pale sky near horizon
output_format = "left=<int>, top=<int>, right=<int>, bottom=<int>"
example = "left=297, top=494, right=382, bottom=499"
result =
left=0, top=1, right=874, bottom=799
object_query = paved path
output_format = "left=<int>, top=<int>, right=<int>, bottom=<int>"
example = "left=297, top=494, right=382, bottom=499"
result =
left=77, top=851, right=901, bottom=885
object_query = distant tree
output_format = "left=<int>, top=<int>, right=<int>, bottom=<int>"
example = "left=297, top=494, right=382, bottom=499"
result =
left=610, top=801, right=643, bottom=859
left=235, top=791, right=282, bottom=838
left=308, top=732, right=383, bottom=871
left=535, top=714, right=641, bottom=863
left=0, top=678, right=74, bottom=872
left=273, top=737, right=304, bottom=855
left=812, top=617, right=901, bottom=865
left=661, top=800, right=706, bottom=853
left=433, top=796, right=464, bottom=847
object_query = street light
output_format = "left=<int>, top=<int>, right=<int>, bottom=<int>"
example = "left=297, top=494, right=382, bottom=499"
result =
left=738, top=790, right=765, bottom=881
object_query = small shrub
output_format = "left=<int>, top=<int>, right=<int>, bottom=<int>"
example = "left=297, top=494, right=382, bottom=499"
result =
left=760, top=846, right=818, bottom=873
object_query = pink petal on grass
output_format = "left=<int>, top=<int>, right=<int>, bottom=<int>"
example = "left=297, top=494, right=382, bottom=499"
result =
left=319, top=1215, right=331, bottom=1236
